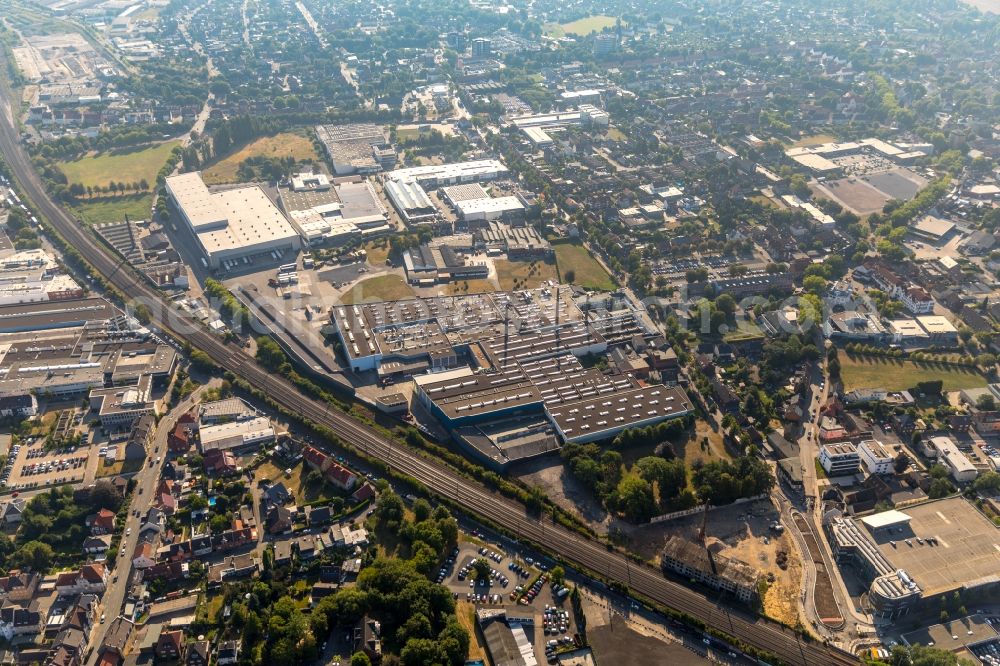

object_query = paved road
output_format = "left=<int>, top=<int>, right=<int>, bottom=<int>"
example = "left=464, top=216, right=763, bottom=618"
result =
left=83, top=387, right=206, bottom=664
left=0, top=55, right=858, bottom=666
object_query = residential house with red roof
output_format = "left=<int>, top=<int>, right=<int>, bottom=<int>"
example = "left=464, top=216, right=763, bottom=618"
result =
left=203, top=449, right=238, bottom=476
left=156, top=629, right=185, bottom=660
left=132, top=542, right=155, bottom=569
left=86, top=509, right=116, bottom=535
left=55, top=564, right=107, bottom=596
left=302, top=445, right=358, bottom=490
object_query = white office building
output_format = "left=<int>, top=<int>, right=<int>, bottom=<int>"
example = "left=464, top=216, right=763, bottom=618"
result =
left=819, top=442, right=861, bottom=476
left=859, top=439, right=894, bottom=475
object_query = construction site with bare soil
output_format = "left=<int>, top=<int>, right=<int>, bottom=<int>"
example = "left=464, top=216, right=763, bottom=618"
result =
left=629, top=498, right=807, bottom=629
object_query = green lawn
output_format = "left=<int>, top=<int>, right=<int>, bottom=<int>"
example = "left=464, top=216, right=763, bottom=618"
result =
left=840, top=355, right=987, bottom=392
left=338, top=274, right=415, bottom=304
left=58, top=142, right=179, bottom=190
left=553, top=242, right=616, bottom=291
left=73, top=194, right=152, bottom=226
left=545, top=15, right=621, bottom=37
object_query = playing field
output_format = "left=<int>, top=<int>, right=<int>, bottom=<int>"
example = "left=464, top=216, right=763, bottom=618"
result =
left=495, top=258, right=558, bottom=291
left=545, top=15, right=620, bottom=37
left=791, top=133, right=838, bottom=147
left=73, top=194, right=152, bottom=226
left=202, top=132, right=320, bottom=184
left=337, top=274, right=414, bottom=304
left=553, top=243, right=616, bottom=291
left=840, top=355, right=987, bottom=392
left=58, top=142, right=178, bottom=190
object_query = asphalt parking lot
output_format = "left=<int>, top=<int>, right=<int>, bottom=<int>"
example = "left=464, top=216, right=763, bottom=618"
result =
left=2, top=438, right=96, bottom=491
left=439, top=540, right=579, bottom=663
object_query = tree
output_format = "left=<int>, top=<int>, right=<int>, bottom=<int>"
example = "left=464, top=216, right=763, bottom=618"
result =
left=437, top=617, right=469, bottom=666
left=928, top=477, right=954, bottom=499
left=189, top=349, right=215, bottom=372
left=803, top=275, right=827, bottom=295
left=635, top=456, right=687, bottom=504
left=976, top=394, right=996, bottom=411
left=400, top=638, right=446, bottom=666
left=471, top=557, right=491, bottom=582
left=974, top=471, right=1000, bottom=495
left=412, top=498, right=432, bottom=522
left=616, top=475, right=656, bottom=522
left=715, top=293, right=736, bottom=315
left=790, top=174, right=811, bottom=199
left=351, top=653, right=372, bottom=666
left=893, top=451, right=911, bottom=474
left=373, top=492, right=405, bottom=530
left=550, top=565, right=565, bottom=586
left=12, top=541, right=54, bottom=571
left=255, top=336, right=287, bottom=371
left=90, top=478, right=123, bottom=511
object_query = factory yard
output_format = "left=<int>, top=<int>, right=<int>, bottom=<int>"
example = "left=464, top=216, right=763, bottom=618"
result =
left=839, top=355, right=987, bottom=392
left=201, top=132, right=321, bottom=185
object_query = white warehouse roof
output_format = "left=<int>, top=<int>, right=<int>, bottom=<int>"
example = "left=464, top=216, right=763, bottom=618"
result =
left=166, top=172, right=300, bottom=261
left=455, top=196, right=524, bottom=217
left=861, top=510, right=911, bottom=531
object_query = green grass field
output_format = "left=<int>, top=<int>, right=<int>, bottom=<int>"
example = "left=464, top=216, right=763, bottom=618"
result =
left=553, top=242, right=616, bottom=291
left=495, top=259, right=558, bottom=291
left=545, top=15, right=621, bottom=37
left=58, top=142, right=179, bottom=190
left=445, top=279, right=496, bottom=295
left=338, top=274, right=415, bottom=304
left=840, top=355, right=987, bottom=392
left=202, top=132, right=319, bottom=184
left=73, top=194, right=152, bottom=226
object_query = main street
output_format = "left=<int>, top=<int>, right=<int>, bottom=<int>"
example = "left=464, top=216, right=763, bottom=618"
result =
left=0, top=55, right=858, bottom=666
left=83, top=386, right=208, bottom=666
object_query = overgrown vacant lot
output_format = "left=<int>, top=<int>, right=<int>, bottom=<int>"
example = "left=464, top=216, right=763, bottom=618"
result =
left=840, top=354, right=987, bottom=392
left=495, top=258, right=557, bottom=291
left=337, top=274, right=415, bottom=304
left=553, top=242, right=616, bottom=291
left=57, top=141, right=179, bottom=190
left=202, top=132, right=320, bottom=184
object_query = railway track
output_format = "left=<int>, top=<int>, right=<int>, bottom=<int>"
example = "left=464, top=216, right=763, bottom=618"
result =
left=0, top=61, right=857, bottom=666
